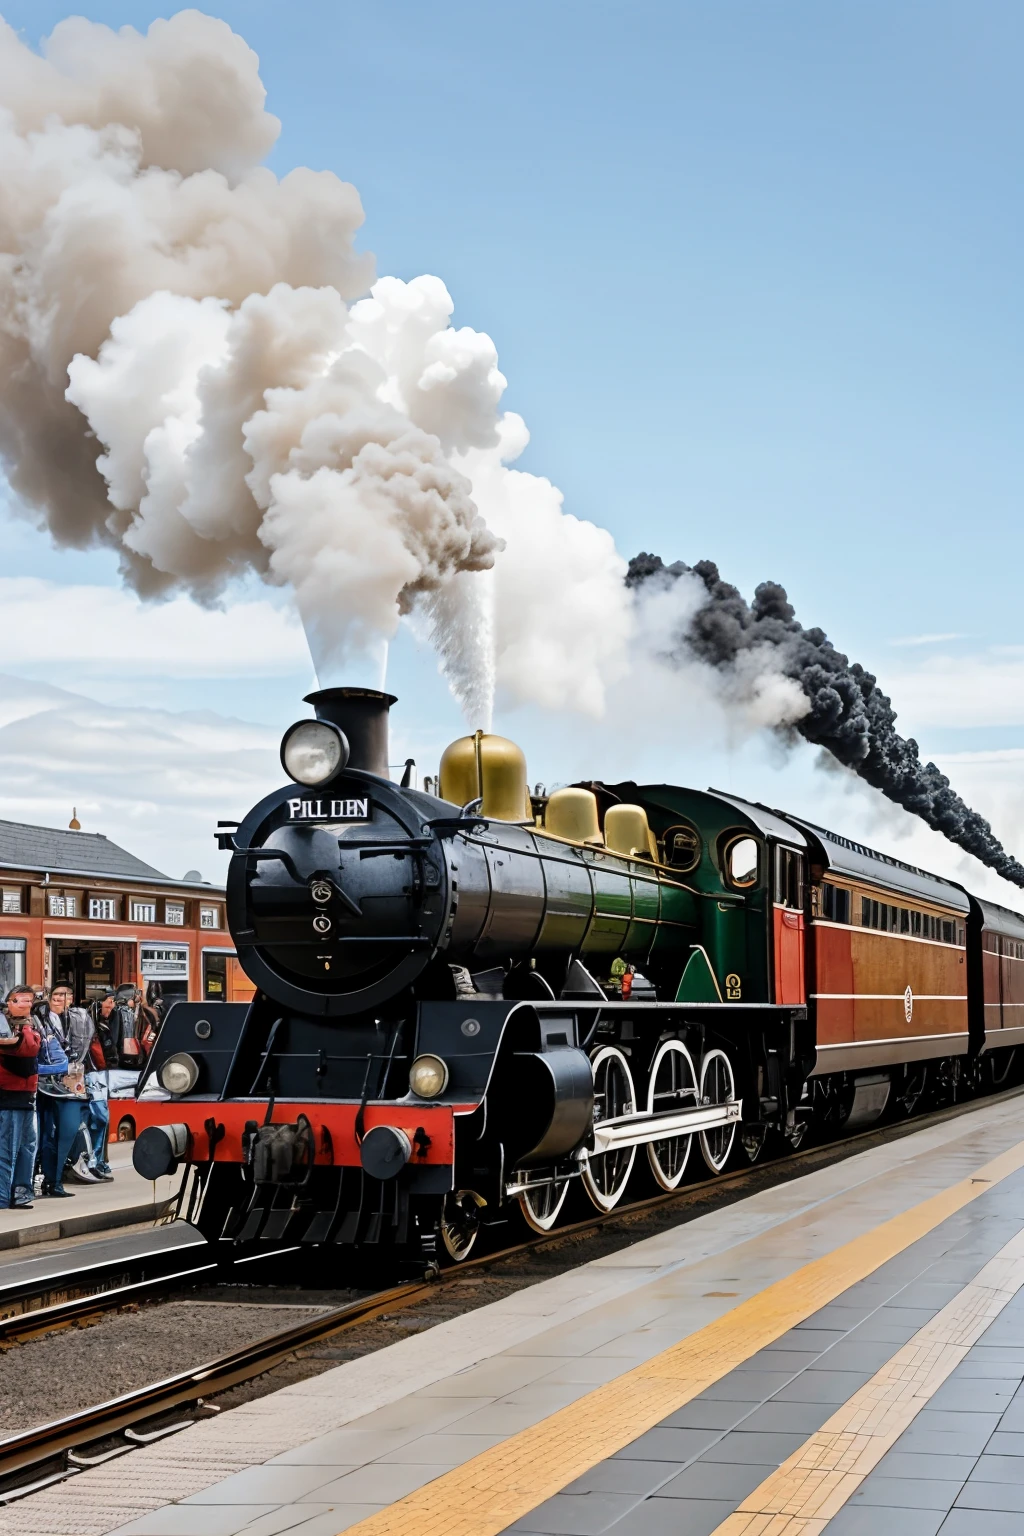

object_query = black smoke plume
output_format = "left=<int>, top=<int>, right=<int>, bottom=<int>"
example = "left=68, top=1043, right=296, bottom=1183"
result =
left=628, top=553, right=1024, bottom=888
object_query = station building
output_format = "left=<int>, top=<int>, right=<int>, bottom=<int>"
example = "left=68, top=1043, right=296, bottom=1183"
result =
left=0, top=816, right=253, bottom=1007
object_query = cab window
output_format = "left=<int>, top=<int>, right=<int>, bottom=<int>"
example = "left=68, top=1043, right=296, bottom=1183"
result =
left=724, top=835, right=759, bottom=889
left=774, top=847, right=804, bottom=910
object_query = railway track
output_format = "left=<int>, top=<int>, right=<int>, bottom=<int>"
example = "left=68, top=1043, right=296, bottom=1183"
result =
left=0, top=1242, right=212, bottom=1344
left=2, top=1080, right=1021, bottom=1505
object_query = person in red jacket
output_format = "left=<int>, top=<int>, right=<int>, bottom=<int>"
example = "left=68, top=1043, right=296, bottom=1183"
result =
left=0, top=986, right=41, bottom=1210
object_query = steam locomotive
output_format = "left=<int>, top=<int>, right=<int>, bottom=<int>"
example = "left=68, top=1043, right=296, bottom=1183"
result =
left=128, top=688, right=1024, bottom=1264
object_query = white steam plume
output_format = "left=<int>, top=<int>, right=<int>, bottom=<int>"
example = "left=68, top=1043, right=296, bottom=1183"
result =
left=0, top=9, right=631, bottom=722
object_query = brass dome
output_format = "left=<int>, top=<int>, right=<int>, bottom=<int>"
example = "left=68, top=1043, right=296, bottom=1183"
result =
left=439, top=731, right=530, bottom=822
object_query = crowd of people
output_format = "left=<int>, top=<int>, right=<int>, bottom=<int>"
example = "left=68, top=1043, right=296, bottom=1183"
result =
left=0, top=982, right=165, bottom=1210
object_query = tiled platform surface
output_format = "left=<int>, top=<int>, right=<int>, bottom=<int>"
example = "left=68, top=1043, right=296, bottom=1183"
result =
left=505, top=1176, right=1024, bottom=1536
left=833, top=1299, right=1024, bottom=1536
left=0, top=1144, right=182, bottom=1252
left=6, top=1095, right=1024, bottom=1536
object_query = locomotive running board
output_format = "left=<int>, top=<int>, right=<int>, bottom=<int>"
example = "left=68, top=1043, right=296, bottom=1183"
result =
left=590, top=1098, right=742, bottom=1154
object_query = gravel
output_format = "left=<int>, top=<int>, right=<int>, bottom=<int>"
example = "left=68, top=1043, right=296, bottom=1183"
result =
left=0, top=1300, right=330, bottom=1433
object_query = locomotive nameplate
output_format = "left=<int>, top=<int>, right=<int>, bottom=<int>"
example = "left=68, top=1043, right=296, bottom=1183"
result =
left=285, top=797, right=370, bottom=822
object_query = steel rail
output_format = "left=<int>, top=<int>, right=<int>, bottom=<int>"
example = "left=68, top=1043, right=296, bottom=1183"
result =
left=0, top=1258, right=221, bottom=1346
left=2, top=1078, right=1022, bottom=1503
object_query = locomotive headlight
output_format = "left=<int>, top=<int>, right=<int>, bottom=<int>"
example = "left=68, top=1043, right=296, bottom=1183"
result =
left=159, top=1053, right=199, bottom=1096
left=409, top=1053, right=449, bottom=1099
left=281, top=719, right=349, bottom=787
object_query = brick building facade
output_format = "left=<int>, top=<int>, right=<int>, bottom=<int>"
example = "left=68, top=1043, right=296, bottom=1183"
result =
left=0, top=818, right=252, bottom=1007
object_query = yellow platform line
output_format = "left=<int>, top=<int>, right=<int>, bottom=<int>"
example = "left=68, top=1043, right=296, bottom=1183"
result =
left=340, top=1138, right=1024, bottom=1536
left=711, top=1223, right=1024, bottom=1535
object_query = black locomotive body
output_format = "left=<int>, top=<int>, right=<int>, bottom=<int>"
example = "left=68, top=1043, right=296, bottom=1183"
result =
left=129, top=687, right=1019, bottom=1263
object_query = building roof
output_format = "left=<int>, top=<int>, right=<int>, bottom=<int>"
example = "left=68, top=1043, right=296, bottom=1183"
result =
left=0, top=818, right=221, bottom=891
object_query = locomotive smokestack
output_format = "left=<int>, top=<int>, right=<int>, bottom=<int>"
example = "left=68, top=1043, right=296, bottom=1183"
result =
left=305, top=688, right=397, bottom=779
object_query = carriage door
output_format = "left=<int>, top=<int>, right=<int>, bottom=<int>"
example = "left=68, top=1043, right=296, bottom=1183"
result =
left=773, top=845, right=806, bottom=1004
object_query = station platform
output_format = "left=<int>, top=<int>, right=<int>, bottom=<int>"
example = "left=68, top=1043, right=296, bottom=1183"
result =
left=8, top=1093, right=1024, bottom=1536
left=0, top=1144, right=182, bottom=1255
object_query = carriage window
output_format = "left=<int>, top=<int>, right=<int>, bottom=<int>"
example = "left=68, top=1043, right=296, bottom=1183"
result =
left=725, top=836, right=759, bottom=889
left=821, top=883, right=850, bottom=923
left=663, top=824, right=701, bottom=872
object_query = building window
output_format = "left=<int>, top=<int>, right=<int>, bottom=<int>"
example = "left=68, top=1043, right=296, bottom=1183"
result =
left=48, top=894, right=79, bottom=918
left=203, top=950, right=227, bottom=999
left=165, top=903, right=185, bottom=926
left=2, top=888, right=22, bottom=915
left=0, top=937, right=26, bottom=994
left=131, top=902, right=157, bottom=924
left=140, top=944, right=189, bottom=990
left=88, top=897, right=117, bottom=921
left=199, top=906, right=219, bottom=930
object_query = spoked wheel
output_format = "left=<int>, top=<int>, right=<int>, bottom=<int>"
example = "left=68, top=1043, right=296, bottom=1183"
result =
left=582, top=1046, right=637, bottom=1212
left=699, top=1048, right=737, bottom=1173
left=646, top=1039, right=698, bottom=1190
left=519, top=1177, right=570, bottom=1233
left=440, top=1190, right=485, bottom=1262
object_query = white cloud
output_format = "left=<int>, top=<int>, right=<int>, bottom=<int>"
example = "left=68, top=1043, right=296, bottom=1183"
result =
left=888, top=632, right=968, bottom=647
left=0, top=672, right=281, bottom=881
left=0, top=576, right=309, bottom=681
left=884, top=650, right=1024, bottom=730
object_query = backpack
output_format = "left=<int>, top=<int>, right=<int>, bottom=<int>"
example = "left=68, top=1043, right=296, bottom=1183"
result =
left=37, top=1018, right=69, bottom=1077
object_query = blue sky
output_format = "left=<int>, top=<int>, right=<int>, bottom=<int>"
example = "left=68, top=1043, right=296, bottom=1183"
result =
left=0, top=2, right=1022, bottom=885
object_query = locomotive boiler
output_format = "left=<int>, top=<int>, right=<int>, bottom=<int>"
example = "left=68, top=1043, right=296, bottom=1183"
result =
left=128, top=687, right=1023, bottom=1264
